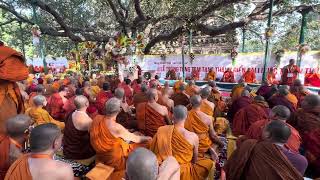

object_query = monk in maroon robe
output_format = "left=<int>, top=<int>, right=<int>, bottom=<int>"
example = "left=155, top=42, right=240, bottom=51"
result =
left=95, top=83, right=113, bottom=115
left=227, top=90, right=252, bottom=123
left=268, top=88, right=295, bottom=112
left=47, top=85, right=69, bottom=121
left=281, top=59, right=300, bottom=86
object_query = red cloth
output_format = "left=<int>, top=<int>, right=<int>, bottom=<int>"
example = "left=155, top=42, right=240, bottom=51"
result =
left=221, top=71, right=235, bottom=83
left=232, top=102, right=269, bottom=136
left=47, top=93, right=65, bottom=120
left=0, top=135, right=10, bottom=179
left=228, top=96, right=252, bottom=122
left=303, top=128, right=320, bottom=177
left=131, top=83, right=141, bottom=94
left=281, top=65, right=300, bottom=86
left=246, top=120, right=302, bottom=153
left=304, top=73, right=320, bottom=87
left=242, top=71, right=256, bottom=83
left=268, top=95, right=295, bottom=112
left=118, top=83, right=133, bottom=105
left=95, top=90, right=113, bottom=115
left=63, top=96, right=76, bottom=119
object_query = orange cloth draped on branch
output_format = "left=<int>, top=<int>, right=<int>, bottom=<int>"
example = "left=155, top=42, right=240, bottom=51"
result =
left=200, top=101, right=214, bottom=117
left=4, top=154, right=32, bottom=180
left=136, top=103, right=167, bottom=137
left=224, top=140, right=303, bottom=180
left=90, top=115, right=147, bottom=180
left=0, top=135, right=10, bottom=179
left=185, top=110, right=212, bottom=156
left=26, top=107, right=65, bottom=129
left=232, top=102, right=269, bottom=136
left=150, top=125, right=213, bottom=180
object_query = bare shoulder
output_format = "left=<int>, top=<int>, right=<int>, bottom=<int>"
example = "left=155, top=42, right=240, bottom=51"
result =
left=184, top=129, right=198, bottom=145
left=198, top=111, right=212, bottom=125
left=54, top=161, right=73, bottom=179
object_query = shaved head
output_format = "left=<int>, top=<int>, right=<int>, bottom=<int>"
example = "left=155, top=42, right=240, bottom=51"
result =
left=74, top=95, right=89, bottom=109
left=141, top=84, right=148, bottom=93
left=301, top=94, right=320, bottom=110
left=200, top=87, right=211, bottom=99
left=188, top=80, right=195, bottom=86
left=114, top=88, right=125, bottom=99
left=75, top=88, right=84, bottom=96
left=293, top=79, right=302, bottom=87
left=190, top=95, right=202, bottom=108
left=30, top=123, right=62, bottom=153
left=271, top=105, right=291, bottom=121
left=263, top=120, right=291, bottom=144
left=105, top=97, right=121, bottom=116
left=173, top=105, right=188, bottom=123
left=179, top=84, right=186, bottom=91
left=146, top=89, right=158, bottom=101
left=33, top=95, right=47, bottom=106
left=278, top=87, right=289, bottom=96
left=35, top=84, right=45, bottom=93
left=208, top=80, right=216, bottom=88
left=126, top=148, right=158, bottom=180
left=241, top=90, right=250, bottom=97
left=6, top=114, right=32, bottom=138
left=254, top=95, right=265, bottom=102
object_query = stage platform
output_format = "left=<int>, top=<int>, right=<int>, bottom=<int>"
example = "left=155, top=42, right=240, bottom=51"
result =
left=159, top=80, right=320, bottom=94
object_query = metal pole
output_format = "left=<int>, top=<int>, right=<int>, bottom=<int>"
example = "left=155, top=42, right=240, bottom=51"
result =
left=242, top=28, right=246, bottom=53
left=297, top=9, right=310, bottom=67
left=182, top=44, right=185, bottom=82
left=31, top=0, right=47, bottom=73
left=262, top=0, right=274, bottom=82
left=19, top=22, right=26, bottom=58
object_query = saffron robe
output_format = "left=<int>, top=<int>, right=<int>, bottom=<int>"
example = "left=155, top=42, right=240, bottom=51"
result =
left=4, top=154, right=32, bottom=180
left=90, top=115, right=146, bottom=180
left=26, top=107, right=65, bottom=129
left=136, top=103, right=167, bottom=137
left=150, top=125, right=213, bottom=180
left=242, top=71, right=256, bottom=83
left=200, top=101, right=214, bottom=117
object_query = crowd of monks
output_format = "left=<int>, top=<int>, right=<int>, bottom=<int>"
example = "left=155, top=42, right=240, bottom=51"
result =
left=1, top=43, right=320, bottom=180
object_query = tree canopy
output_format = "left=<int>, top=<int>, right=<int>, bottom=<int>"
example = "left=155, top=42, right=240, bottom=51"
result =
left=0, top=0, right=319, bottom=56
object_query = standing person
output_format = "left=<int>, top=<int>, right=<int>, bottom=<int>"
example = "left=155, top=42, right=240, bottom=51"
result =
left=0, top=115, right=32, bottom=179
left=0, top=44, right=29, bottom=133
left=281, top=59, right=300, bottom=86
left=5, top=123, right=74, bottom=180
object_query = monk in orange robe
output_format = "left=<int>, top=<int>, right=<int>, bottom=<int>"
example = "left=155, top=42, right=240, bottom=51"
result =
left=221, top=68, right=235, bottom=83
left=150, top=105, right=214, bottom=180
left=185, top=95, right=222, bottom=159
left=0, top=44, right=29, bottom=133
left=171, top=84, right=191, bottom=108
left=267, top=68, right=279, bottom=85
left=242, top=68, right=256, bottom=83
left=207, top=81, right=227, bottom=116
left=136, top=89, right=170, bottom=137
left=200, top=87, right=215, bottom=117
left=26, top=95, right=65, bottom=129
left=205, top=68, right=216, bottom=81
left=173, top=79, right=184, bottom=93
left=47, top=85, right=69, bottom=121
left=90, top=98, right=151, bottom=180
left=5, top=124, right=74, bottom=180
left=246, top=105, right=301, bottom=153
left=28, top=85, right=45, bottom=108
left=132, top=84, right=148, bottom=108
left=232, top=96, right=269, bottom=136
left=0, top=115, right=31, bottom=179
left=158, top=88, right=174, bottom=113
left=185, top=80, right=199, bottom=97
left=230, top=82, right=246, bottom=102
left=281, top=59, right=301, bottom=86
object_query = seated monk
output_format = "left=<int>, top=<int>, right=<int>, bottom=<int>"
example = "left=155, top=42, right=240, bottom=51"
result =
left=268, top=87, right=295, bottom=112
left=83, top=81, right=95, bottom=102
left=281, top=85, right=298, bottom=109
left=185, top=80, right=200, bottom=97
left=136, top=89, right=170, bottom=137
left=205, top=68, right=216, bottom=81
left=43, top=78, right=56, bottom=97
left=267, top=68, right=279, bottom=85
left=171, top=84, right=191, bottom=108
left=242, top=68, right=256, bottom=83
left=150, top=105, right=214, bottom=179
left=131, top=77, right=142, bottom=94
left=232, top=96, right=269, bottom=136
left=26, top=95, right=65, bottom=129
left=0, top=44, right=29, bottom=134
left=118, top=78, right=134, bottom=106
left=0, top=115, right=32, bottom=179
left=90, top=79, right=100, bottom=97
left=149, top=75, right=161, bottom=89
left=95, top=83, right=113, bottom=115
left=230, top=82, right=246, bottom=102
left=5, top=123, right=74, bottom=180
left=126, top=148, right=180, bottom=180
left=224, top=121, right=306, bottom=179
left=132, top=84, right=148, bottom=108
left=221, top=68, right=235, bottom=83
left=200, top=87, right=215, bottom=117
left=47, top=85, right=69, bottom=121
left=207, top=81, right=227, bottom=116
left=158, top=87, right=174, bottom=113
left=63, top=88, right=84, bottom=118
left=114, top=88, right=136, bottom=130
left=227, top=90, right=252, bottom=123
left=290, top=79, right=309, bottom=108
left=28, top=85, right=45, bottom=108
left=173, top=79, right=184, bottom=93
left=246, top=105, right=302, bottom=153
left=256, top=81, right=272, bottom=99
left=289, top=94, right=320, bottom=172
left=185, top=95, right=222, bottom=160
left=63, top=95, right=95, bottom=163
left=90, top=98, right=151, bottom=180
left=304, top=70, right=320, bottom=87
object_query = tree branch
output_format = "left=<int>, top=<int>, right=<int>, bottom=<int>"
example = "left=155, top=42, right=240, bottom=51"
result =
left=195, top=21, right=247, bottom=37
left=133, top=0, right=146, bottom=20
left=0, top=18, right=16, bottom=26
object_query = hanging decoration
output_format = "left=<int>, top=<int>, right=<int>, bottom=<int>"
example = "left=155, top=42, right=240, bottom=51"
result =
left=189, top=52, right=195, bottom=64
left=31, top=25, right=41, bottom=46
left=265, top=27, right=274, bottom=39
left=297, top=44, right=311, bottom=56
left=230, top=47, right=238, bottom=66
left=274, top=49, right=286, bottom=66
